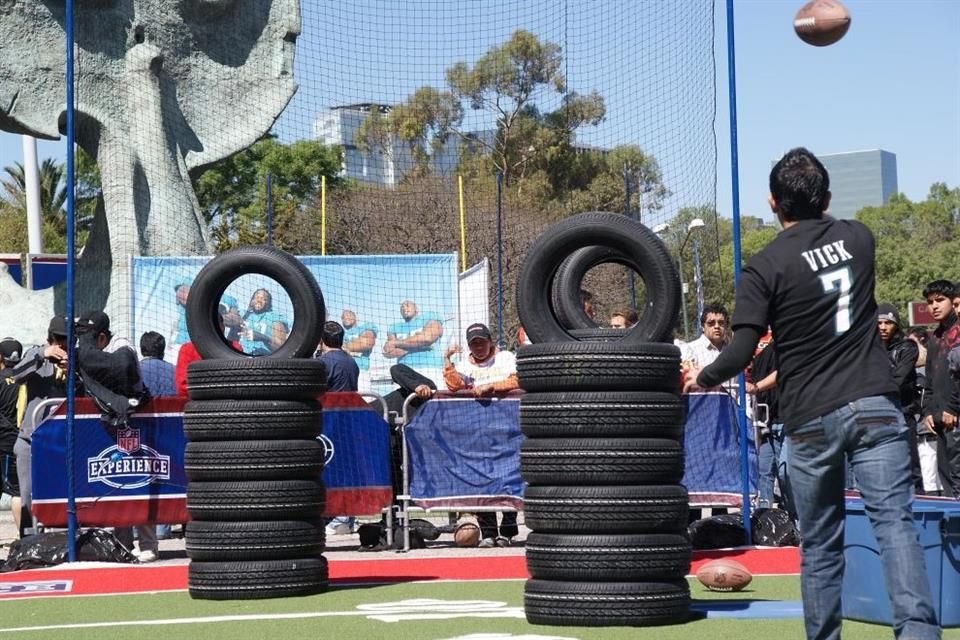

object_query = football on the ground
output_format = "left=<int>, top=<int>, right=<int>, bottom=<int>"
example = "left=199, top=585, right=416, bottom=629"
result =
left=453, top=522, right=480, bottom=547
left=695, top=558, right=753, bottom=592
left=794, top=0, right=851, bottom=47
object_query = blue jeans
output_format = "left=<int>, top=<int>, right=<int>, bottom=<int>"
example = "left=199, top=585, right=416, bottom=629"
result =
left=787, top=395, right=939, bottom=640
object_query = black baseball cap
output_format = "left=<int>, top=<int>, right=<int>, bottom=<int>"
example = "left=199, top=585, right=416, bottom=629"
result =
left=0, top=338, right=22, bottom=363
left=465, top=323, right=492, bottom=343
left=77, top=310, right=111, bottom=335
left=48, top=315, right=69, bottom=337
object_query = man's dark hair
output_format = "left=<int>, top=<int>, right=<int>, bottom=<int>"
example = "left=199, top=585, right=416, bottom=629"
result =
left=579, top=289, right=594, bottom=304
left=908, top=326, right=929, bottom=346
left=922, top=279, right=955, bottom=300
left=322, top=321, right=345, bottom=349
left=769, top=147, right=830, bottom=221
left=700, top=303, right=729, bottom=327
left=139, top=331, right=166, bottom=358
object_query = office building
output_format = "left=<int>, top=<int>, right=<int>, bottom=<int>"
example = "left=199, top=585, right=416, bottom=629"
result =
left=817, top=149, right=898, bottom=220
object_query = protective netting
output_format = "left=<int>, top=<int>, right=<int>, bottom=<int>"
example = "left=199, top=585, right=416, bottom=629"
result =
left=19, top=0, right=718, bottom=388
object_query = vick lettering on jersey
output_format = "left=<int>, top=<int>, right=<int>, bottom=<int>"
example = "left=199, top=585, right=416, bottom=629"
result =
left=800, top=241, right=853, bottom=272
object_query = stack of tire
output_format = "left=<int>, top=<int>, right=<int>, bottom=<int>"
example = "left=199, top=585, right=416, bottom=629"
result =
left=181, top=246, right=330, bottom=600
left=515, top=212, right=692, bottom=627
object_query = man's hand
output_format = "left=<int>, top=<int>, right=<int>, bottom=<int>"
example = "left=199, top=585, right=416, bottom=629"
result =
left=745, top=381, right=758, bottom=395
left=414, top=384, right=433, bottom=400
left=921, top=414, right=937, bottom=433
left=44, top=344, right=67, bottom=369
left=682, top=367, right=703, bottom=394
left=473, top=383, right=494, bottom=397
left=943, top=411, right=957, bottom=431
left=445, top=344, right=461, bottom=361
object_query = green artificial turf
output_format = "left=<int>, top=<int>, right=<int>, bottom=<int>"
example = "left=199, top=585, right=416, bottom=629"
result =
left=2, top=578, right=958, bottom=640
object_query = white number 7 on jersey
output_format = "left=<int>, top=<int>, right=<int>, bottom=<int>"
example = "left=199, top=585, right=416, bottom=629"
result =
left=819, top=267, right=853, bottom=334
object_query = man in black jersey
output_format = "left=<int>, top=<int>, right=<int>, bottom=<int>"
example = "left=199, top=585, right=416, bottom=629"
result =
left=686, top=148, right=938, bottom=640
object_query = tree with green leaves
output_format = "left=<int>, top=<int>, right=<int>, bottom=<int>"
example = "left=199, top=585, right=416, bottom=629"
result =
left=192, top=137, right=343, bottom=251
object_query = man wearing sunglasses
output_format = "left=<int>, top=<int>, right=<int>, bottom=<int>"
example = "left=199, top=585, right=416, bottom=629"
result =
left=681, top=303, right=734, bottom=393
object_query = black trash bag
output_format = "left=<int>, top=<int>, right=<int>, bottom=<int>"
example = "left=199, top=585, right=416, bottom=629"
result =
left=751, top=507, right=800, bottom=547
left=1, top=528, right=138, bottom=572
left=687, top=514, right=748, bottom=550
left=357, top=518, right=439, bottom=551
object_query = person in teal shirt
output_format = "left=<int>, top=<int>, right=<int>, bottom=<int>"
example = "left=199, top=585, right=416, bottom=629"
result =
left=172, top=279, right=192, bottom=345
left=383, top=300, right=444, bottom=370
left=240, top=288, right=288, bottom=355
left=341, top=309, right=378, bottom=392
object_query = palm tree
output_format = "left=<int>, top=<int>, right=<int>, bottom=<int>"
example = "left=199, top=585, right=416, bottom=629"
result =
left=2, top=158, right=67, bottom=228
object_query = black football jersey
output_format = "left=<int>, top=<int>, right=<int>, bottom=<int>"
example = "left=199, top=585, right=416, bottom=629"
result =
left=732, top=217, right=897, bottom=430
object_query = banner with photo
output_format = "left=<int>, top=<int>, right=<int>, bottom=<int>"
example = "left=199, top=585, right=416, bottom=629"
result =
left=132, top=254, right=460, bottom=396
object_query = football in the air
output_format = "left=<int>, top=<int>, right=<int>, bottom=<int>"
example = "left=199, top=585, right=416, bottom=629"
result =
left=793, top=0, right=851, bottom=47
left=695, top=558, right=753, bottom=592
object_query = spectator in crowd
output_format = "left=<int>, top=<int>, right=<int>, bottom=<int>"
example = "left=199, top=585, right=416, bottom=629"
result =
left=317, top=321, right=360, bottom=536
left=609, top=308, right=638, bottom=329
left=76, top=311, right=158, bottom=562
left=920, top=279, right=960, bottom=498
left=176, top=313, right=240, bottom=397
left=139, top=332, right=175, bottom=397
left=0, top=338, right=23, bottom=534
left=443, top=323, right=519, bottom=547
left=240, top=288, right=288, bottom=355
left=341, top=309, right=377, bottom=392
left=687, top=147, right=938, bottom=640
left=383, top=299, right=444, bottom=370
left=747, top=337, right=795, bottom=522
left=317, top=321, right=360, bottom=394
left=681, top=303, right=736, bottom=394
left=876, top=304, right=925, bottom=494
left=10, top=316, right=71, bottom=537
left=172, top=279, right=191, bottom=345
left=908, top=326, right=929, bottom=369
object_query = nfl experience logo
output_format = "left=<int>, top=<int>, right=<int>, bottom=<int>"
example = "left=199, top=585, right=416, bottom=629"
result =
left=87, top=427, right=171, bottom=489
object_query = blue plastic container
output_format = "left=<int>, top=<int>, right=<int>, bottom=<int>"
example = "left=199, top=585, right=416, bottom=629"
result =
left=843, top=497, right=960, bottom=627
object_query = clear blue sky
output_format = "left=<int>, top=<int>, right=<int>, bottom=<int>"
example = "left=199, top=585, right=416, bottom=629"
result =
left=1, top=0, right=957, bottom=223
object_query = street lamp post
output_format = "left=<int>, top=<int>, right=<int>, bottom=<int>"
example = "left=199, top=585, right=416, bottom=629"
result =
left=654, top=218, right=705, bottom=341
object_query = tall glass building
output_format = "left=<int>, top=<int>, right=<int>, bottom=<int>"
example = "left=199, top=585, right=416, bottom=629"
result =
left=818, top=150, right=898, bottom=220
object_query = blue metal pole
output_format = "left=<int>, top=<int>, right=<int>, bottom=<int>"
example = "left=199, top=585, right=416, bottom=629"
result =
left=64, top=0, right=79, bottom=562
left=495, top=171, right=504, bottom=347
left=266, top=173, right=273, bottom=246
left=726, top=0, right=752, bottom=545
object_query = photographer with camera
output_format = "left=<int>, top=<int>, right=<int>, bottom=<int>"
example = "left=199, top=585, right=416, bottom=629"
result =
left=9, top=316, right=73, bottom=537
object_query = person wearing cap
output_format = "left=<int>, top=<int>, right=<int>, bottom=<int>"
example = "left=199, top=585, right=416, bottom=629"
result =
left=877, top=303, right=925, bottom=495
left=0, top=337, right=24, bottom=533
left=8, top=316, right=72, bottom=537
left=442, top=322, right=520, bottom=548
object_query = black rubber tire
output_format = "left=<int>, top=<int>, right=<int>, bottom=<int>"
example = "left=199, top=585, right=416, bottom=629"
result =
left=517, top=342, right=680, bottom=392
left=517, top=212, right=680, bottom=344
left=552, top=246, right=640, bottom=330
left=185, top=440, right=324, bottom=481
left=187, top=480, right=325, bottom=521
left=185, top=520, right=325, bottom=561
left=186, top=358, right=327, bottom=401
left=525, top=533, right=691, bottom=581
left=185, top=244, right=326, bottom=360
left=523, top=485, right=688, bottom=534
left=183, top=399, right=322, bottom=441
left=520, top=438, right=683, bottom=485
left=524, top=579, right=691, bottom=626
left=188, top=558, right=328, bottom=600
left=520, top=391, right=683, bottom=439
left=567, top=328, right=631, bottom=342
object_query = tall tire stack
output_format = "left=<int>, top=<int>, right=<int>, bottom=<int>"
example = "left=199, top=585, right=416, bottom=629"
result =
left=181, top=246, right=329, bottom=600
left=516, top=213, right=692, bottom=627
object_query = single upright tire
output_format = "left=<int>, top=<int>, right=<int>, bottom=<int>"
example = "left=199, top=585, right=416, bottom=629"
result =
left=552, top=246, right=640, bottom=330
left=517, top=212, right=680, bottom=344
left=186, top=358, right=327, bottom=401
left=185, top=245, right=326, bottom=360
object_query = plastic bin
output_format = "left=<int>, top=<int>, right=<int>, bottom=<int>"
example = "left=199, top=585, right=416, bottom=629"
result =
left=843, top=497, right=960, bottom=627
